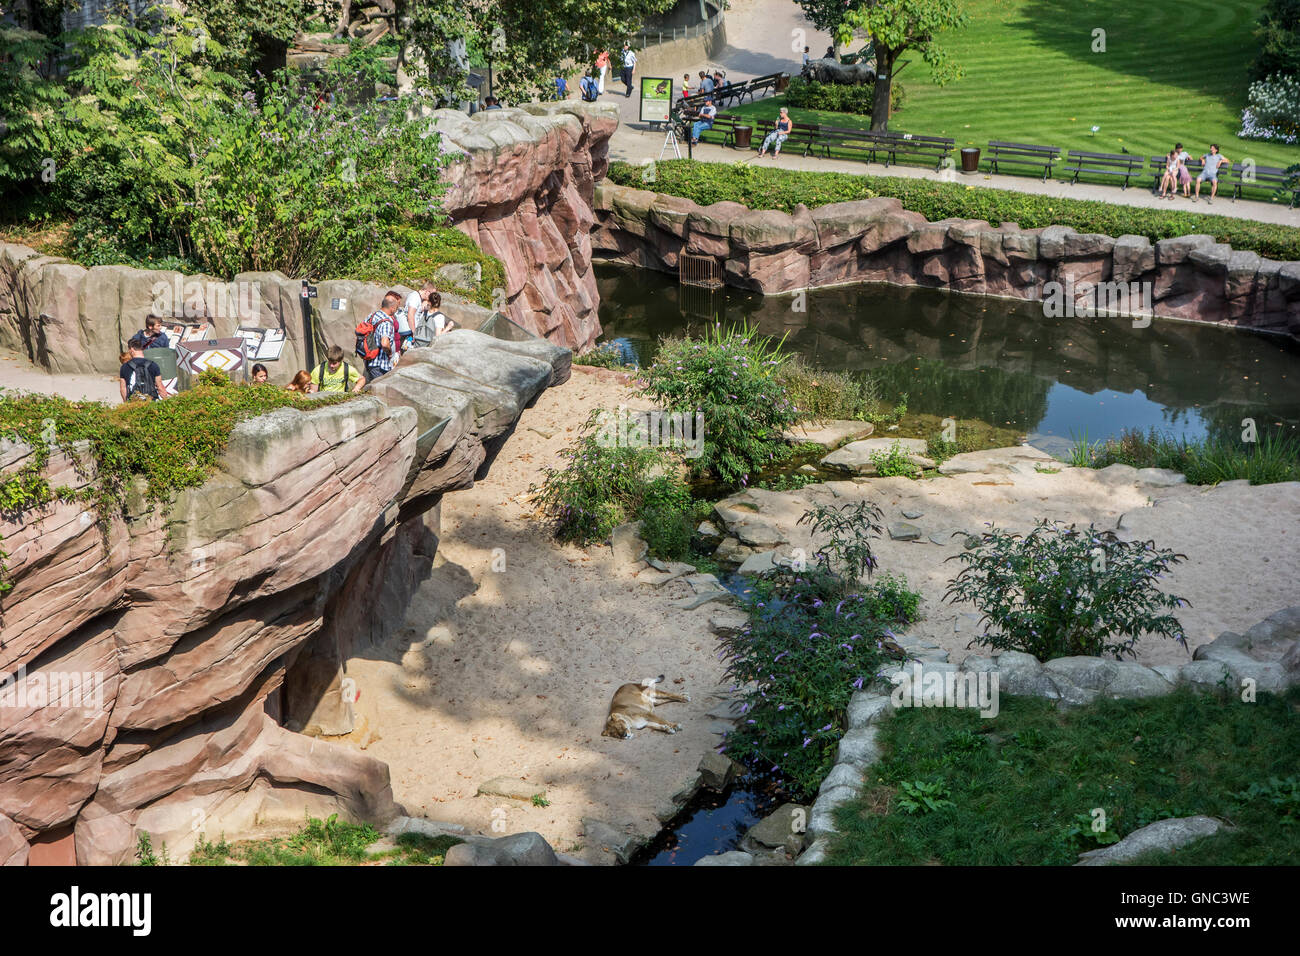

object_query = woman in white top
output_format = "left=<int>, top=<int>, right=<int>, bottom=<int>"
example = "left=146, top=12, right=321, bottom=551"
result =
left=403, top=282, right=436, bottom=350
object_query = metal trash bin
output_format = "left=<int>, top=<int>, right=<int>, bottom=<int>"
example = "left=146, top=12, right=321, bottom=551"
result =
left=733, top=125, right=753, bottom=149
left=960, top=147, right=981, bottom=173
left=775, top=73, right=790, bottom=92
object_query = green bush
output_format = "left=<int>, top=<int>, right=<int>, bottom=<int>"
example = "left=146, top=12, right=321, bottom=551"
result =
left=607, top=160, right=1300, bottom=260
left=775, top=354, right=882, bottom=422
left=945, top=519, right=1190, bottom=661
left=870, top=440, right=922, bottom=478
left=784, top=77, right=903, bottom=115
left=1080, top=427, right=1300, bottom=486
left=721, top=500, right=920, bottom=798
left=528, top=408, right=689, bottom=546
left=638, top=473, right=695, bottom=560
left=639, top=323, right=799, bottom=489
left=573, top=342, right=636, bottom=369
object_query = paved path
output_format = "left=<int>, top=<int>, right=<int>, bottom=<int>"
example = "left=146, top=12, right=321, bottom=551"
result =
left=592, top=0, right=1300, bottom=228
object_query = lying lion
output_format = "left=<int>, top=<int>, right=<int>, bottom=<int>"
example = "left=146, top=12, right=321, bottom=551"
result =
left=601, top=675, right=690, bottom=739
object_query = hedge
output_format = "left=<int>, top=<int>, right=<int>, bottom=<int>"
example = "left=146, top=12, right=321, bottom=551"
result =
left=608, top=160, right=1300, bottom=261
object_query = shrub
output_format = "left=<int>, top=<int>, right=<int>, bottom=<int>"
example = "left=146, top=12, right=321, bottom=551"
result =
left=574, top=341, right=636, bottom=369
left=1252, top=0, right=1300, bottom=81
left=775, top=354, right=881, bottom=422
left=870, top=440, right=921, bottom=478
left=1079, top=427, right=1300, bottom=486
left=607, top=160, right=1300, bottom=259
left=637, top=323, right=799, bottom=489
left=1240, top=73, right=1300, bottom=144
left=528, top=408, right=688, bottom=546
left=638, top=472, right=695, bottom=560
left=784, top=77, right=903, bottom=115
left=944, top=520, right=1190, bottom=661
left=720, top=501, right=919, bottom=798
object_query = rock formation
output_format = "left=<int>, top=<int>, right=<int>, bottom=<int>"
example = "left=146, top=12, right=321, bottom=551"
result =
left=0, top=330, right=571, bottom=865
left=591, top=184, right=1300, bottom=337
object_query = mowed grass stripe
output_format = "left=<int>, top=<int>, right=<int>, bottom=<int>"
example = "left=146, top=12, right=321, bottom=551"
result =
left=732, top=0, right=1300, bottom=174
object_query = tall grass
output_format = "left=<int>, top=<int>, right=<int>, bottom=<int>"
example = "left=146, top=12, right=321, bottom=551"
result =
left=1068, top=427, right=1300, bottom=485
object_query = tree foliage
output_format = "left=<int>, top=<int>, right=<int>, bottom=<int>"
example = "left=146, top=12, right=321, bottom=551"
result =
left=1253, top=0, right=1300, bottom=81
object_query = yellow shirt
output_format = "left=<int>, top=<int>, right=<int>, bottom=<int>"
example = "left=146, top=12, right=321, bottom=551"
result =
left=313, top=360, right=358, bottom=392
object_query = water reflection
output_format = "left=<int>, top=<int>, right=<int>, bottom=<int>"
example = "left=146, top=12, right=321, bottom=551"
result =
left=596, top=263, right=1300, bottom=448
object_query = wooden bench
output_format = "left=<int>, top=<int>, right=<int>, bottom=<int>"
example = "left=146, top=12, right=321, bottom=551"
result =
left=986, top=141, right=1061, bottom=180
left=753, top=118, right=820, bottom=156
left=1063, top=150, right=1145, bottom=188
left=1231, top=163, right=1299, bottom=206
left=876, top=130, right=954, bottom=170
left=810, top=124, right=890, bottom=164
left=691, top=112, right=746, bottom=148
left=1146, top=154, right=1205, bottom=194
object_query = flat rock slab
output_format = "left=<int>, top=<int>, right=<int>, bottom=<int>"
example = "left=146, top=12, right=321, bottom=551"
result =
left=684, top=572, right=723, bottom=594
left=888, top=522, right=924, bottom=541
left=477, top=777, right=547, bottom=802
left=669, top=590, right=735, bottom=610
left=901, top=509, right=924, bottom=519
left=444, top=831, right=559, bottom=866
left=783, top=420, right=876, bottom=449
left=581, top=818, right=646, bottom=864
left=1076, top=816, right=1228, bottom=866
left=708, top=610, right=750, bottom=637
left=1136, top=467, right=1188, bottom=486
left=938, top=445, right=1059, bottom=476
left=821, top=437, right=932, bottom=476
left=695, top=851, right=755, bottom=866
left=746, top=803, right=811, bottom=850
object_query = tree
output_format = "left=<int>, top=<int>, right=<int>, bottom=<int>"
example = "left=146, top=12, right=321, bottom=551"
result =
left=838, top=0, right=967, bottom=131
left=794, top=0, right=870, bottom=40
left=1253, top=0, right=1300, bottom=81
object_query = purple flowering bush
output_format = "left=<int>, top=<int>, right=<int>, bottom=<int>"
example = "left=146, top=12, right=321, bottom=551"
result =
left=638, top=323, right=800, bottom=490
left=719, top=501, right=919, bottom=798
left=944, top=520, right=1190, bottom=661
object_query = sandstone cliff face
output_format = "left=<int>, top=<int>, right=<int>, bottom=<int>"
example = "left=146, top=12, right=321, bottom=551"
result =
left=591, top=185, right=1300, bottom=337
left=0, top=330, right=570, bottom=865
left=0, top=105, right=614, bottom=381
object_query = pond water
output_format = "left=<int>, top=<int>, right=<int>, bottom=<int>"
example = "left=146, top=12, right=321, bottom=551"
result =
left=595, top=264, right=1300, bottom=455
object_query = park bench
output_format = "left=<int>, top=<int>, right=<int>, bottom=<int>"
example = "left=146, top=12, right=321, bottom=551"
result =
left=1063, top=150, right=1145, bottom=188
left=692, top=112, right=746, bottom=148
left=753, top=118, right=821, bottom=156
left=986, top=141, right=1061, bottom=180
left=875, top=130, right=955, bottom=170
left=810, top=124, right=890, bottom=164
left=1230, top=163, right=1299, bottom=206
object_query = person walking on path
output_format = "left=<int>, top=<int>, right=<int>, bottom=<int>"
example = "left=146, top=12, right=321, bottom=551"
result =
left=596, top=49, right=610, bottom=94
left=1195, top=144, right=1229, bottom=204
left=621, top=43, right=637, bottom=97
left=758, top=107, right=794, bottom=157
left=363, top=292, right=400, bottom=383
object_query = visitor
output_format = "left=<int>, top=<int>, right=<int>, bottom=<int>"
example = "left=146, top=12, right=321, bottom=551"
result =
left=137, top=315, right=170, bottom=350
left=285, top=370, right=315, bottom=393
left=802, top=45, right=810, bottom=68
left=404, top=281, right=437, bottom=347
left=580, top=71, right=600, bottom=101
left=698, top=70, right=714, bottom=95
left=484, top=96, right=502, bottom=110
left=712, top=69, right=729, bottom=105
left=412, top=292, right=455, bottom=346
left=824, top=45, right=836, bottom=59
left=595, top=49, right=610, bottom=94
left=250, top=363, right=269, bottom=384
left=1194, top=144, right=1229, bottom=204
left=119, top=334, right=165, bottom=403
left=554, top=75, right=568, bottom=100
left=757, top=107, right=793, bottom=158
left=363, top=292, right=400, bottom=383
left=681, top=73, right=691, bottom=100
left=1175, top=142, right=1193, bottom=198
left=621, top=42, right=637, bottom=97
left=690, top=98, right=717, bottom=144
left=310, top=345, right=365, bottom=393
left=1159, top=147, right=1181, bottom=200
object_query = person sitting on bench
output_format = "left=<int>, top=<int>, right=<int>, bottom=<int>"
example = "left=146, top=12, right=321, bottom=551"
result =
left=1195, top=144, right=1229, bottom=204
left=691, top=99, right=717, bottom=144
left=758, top=107, right=793, bottom=157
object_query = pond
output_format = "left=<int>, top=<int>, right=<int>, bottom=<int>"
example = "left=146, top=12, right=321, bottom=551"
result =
left=594, top=264, right=1300, bottom=455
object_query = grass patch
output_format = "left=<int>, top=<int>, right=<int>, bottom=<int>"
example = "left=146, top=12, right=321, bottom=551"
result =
left=607, top=160, right=1300, bottom=261
left=356, top=224, right=506, bottom=312
left=730, top=0, right=1300, bottom=175
left=187, top=816, right=463, bottom=866
left=1072, top=426, right=1300, bottom=485
left=825, top=687, right=1300, bottom=865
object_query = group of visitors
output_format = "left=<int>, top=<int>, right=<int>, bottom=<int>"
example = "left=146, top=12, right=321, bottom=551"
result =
left=681, top=67, right=728, bottom=101
left=1158, top=143, right=1232, bottom=203
left=116, top=284, right=454, bottom=402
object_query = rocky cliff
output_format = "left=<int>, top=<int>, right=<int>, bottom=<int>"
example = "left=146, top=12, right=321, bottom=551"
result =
left=0, top=330, right=570, bottom=865
left=591, top=184, right=1300, bottom=337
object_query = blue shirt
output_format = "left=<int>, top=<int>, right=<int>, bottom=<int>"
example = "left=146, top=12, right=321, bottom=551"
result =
left=369, top=312, right=397, bottom=373
left=699, top=77, right=714, bottom=93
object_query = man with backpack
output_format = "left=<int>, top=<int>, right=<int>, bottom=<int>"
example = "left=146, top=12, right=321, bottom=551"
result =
left=311, top=345, right=365, bottom=393
left=119, top=334, right=166, bottom=402
left=356, top=292, right=401, bottom=383
left=137, top=316, right=171, bottom=350
left=580, top=72, right=600, bottom=102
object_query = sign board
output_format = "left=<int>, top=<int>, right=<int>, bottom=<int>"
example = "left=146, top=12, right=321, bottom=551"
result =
left=639, top=76, right=673, bottom=125
left=235, top=326, right=287, bottom=362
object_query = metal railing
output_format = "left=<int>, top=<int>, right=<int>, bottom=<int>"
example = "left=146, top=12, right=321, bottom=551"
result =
left=679, top=252, right=723, bottom=289
left=632, top=4, right=725, bottom=47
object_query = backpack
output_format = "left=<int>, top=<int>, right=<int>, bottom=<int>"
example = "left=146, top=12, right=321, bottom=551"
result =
left=355, top=310, right=390, bottom=362
left=125, top=357, right=159, bottom=401
left=411, top=309, right=446, bottom=348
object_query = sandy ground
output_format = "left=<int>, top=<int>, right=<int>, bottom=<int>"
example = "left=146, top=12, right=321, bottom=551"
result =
left=0, top=352, right=121, bottom=403
left=346, top=368, right=731, bottom=863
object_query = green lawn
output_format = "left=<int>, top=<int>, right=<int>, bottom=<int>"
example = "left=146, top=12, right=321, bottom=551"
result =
left=727, top=0, right=1300, bottom=173
left=824, top=688, right=1300, bottom=866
